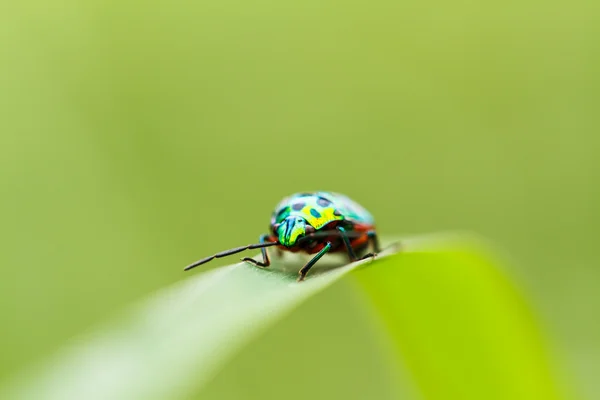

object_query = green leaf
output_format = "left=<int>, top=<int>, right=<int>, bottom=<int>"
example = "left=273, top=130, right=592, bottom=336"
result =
left=354, top=239, right=569, bottom=400
left=0, top=235, right=568, bottom=399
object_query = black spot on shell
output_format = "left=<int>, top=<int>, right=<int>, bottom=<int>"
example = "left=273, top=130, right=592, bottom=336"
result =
left=317, top=197, right=331, bottom=207
left=310, top=208, right=321, bottom=218
left=333, top=209, right=342, bottom=217
left=292, top=202, right=305, bottom=211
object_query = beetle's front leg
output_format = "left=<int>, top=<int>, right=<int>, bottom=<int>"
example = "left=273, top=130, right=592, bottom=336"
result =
left=298, top=242, right=332, bottom=282
left=241, top=234, right=272, bottom=268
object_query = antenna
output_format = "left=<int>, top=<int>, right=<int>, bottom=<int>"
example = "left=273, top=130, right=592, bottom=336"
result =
left=184, top=241, right=279, bottom=271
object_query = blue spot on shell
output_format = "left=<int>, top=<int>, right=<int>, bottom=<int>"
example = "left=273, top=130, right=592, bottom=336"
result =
left=310, top=208, right=321, bottom=218
left=317, top=197, right=331, bottom=207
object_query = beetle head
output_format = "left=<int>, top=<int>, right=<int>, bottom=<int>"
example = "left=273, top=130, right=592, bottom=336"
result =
left=276, top=216, right=314, bottom=247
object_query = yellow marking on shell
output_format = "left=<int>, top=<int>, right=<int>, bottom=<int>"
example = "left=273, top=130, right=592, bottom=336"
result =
left=301, top=206, right=341, bottom=230
left=287, top=224, right=305, bottom=245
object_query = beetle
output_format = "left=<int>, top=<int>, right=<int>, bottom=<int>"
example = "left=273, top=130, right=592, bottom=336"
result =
left=184, top=191, right=380, bottom=281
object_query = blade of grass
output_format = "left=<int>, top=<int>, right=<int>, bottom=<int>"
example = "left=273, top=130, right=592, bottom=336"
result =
left=0, top=234, right=569, bottom=400
left=0, top=238, right=408, bottom=400
left=353, top=239, right=571, bottom=400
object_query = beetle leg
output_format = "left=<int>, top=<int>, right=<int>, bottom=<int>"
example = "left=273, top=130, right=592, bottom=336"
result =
left=355, top=230, right=382, bottom=261
left=298, top=242, right=332, bottom=281
left=338, top=227, right=381, bottom=261
left=337, top=226, right=360, bottom=261
left=366, top=230, right=381, bottom=253
left=241, top=234, right=272, bottom=268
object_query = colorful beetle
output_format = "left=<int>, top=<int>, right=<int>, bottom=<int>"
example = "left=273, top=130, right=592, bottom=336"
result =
left=184, top=191, right=380, bottom=281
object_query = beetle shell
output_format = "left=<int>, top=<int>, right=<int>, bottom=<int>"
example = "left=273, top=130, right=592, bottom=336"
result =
left=183, top=191, right=380, bottom=279
left=271, top=192, right=374, bottom=227
left=269, top=192, right=375, bottom=254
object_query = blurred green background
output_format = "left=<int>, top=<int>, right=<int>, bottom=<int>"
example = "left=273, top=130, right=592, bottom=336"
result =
left=0, top=0, right=598, bottom=398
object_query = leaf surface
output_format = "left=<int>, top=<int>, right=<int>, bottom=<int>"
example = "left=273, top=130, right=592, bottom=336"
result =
left=0, top=235, right=568, bottom=400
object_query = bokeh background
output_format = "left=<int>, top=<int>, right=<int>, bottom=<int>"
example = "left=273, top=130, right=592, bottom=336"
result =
left=1, top=0, right=598, bottom=398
